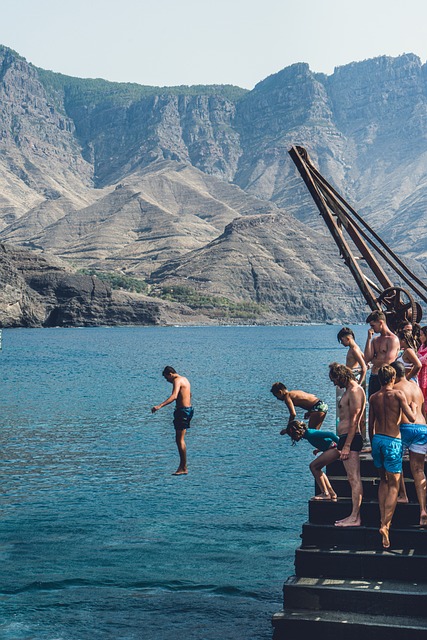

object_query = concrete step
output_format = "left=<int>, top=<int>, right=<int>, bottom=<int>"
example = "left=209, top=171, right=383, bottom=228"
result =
left=295, top=546, right=427, bottom=581
left=272, top=607, right=427, bottom=640
left=326, top=453, right=421, bottom=479
left=301, top=521, right=427, bottom=550
left=308, top=497, right=423, bottom=527
left=283, top=575, right=427, bottom=617
left=318, top=475, right=419, bottom=501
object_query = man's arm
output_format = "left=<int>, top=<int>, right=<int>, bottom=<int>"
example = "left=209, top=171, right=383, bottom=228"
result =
left=368, top=399, right=376, bottom=443
left=151, top=379, right=180, bottom=413
left=352, top=347, right=368, bottom=385
left=364, top=329, right=375, bottom=365
left=403, top=349, right=421, bottom=381
left=284, top=394, right=297, bottom=422
left=339, top=389, right=362, bottom=460
left=397, top=391, right=417, bottom=424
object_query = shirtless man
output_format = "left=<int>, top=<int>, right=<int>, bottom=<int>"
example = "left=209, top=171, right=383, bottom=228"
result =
left=392, top=361, right=427, bottom=525
left=369, top=364, right=417, bottom=548
left=337, top=327, right=368, bottom=384
left=364, top=310, right=400, bottom=399
left=329, top=363, right=366, bottom=527
left=337, top=327, right=368, bottom=441
left=151, top=366, right=193, bottom=475
left=271, top=382, right=328, bottom=430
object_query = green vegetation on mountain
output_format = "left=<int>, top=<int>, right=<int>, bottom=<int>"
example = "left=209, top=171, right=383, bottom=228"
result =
left=78, top=269, right=149, bottom=293
left=78, top=270, right=265, bottom=318
left=36, top=67, right=248, bottom=107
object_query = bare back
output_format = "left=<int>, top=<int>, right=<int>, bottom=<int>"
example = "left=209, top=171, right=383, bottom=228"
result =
left=346, top=344, right=365, bottom=371
left=174, top=375, right=192, bottom=407
left=288, top=390, right=319, bottom=410
left=394, top=378, right=426, bottom=424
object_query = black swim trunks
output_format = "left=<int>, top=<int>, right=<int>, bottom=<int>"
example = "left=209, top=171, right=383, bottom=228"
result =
left=337, top=432, right=363, bottom=452
left=368, top=373, right=381, bottom=399
left=173, top=406, right=194, bottom=430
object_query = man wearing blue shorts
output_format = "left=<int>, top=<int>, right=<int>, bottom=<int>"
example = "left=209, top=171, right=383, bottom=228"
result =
left=392, top=361, right=427, bottom=526
left=369, top=364, right=417, bottom=548
left=151, top=366, right=193, bottom=476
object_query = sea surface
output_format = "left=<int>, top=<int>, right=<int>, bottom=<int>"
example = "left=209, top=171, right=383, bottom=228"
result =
left=0, top=324, right=367, bottom=640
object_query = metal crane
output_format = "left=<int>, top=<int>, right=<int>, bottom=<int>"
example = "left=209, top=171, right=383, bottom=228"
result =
left=288, top=145, right=427, bottom=331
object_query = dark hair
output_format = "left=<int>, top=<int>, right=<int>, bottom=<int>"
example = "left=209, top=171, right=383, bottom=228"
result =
left=285, top=420, right=307, bottom=445
left=397, top=329, right=418, bottom=352
left=378, top=364, right=396, bottom=386
left=271, top=382, right=287, bottom=395
left=421, top=326, right=427, bottom=337
left=391, top=361, right=406, bottom=379
left=366, top=310, right=386, bottom=323
left=162, top=366, right=177, bottom=377
left=329, top=362, right=356, bottom=387
left=337, top=327, right=355, bottom=343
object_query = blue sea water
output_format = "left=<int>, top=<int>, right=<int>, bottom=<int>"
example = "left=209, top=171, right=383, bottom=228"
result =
left=0, top=324, right=367, bottom=640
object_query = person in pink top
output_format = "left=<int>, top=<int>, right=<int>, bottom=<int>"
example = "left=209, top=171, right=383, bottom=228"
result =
left=417, top=326, right=427, bottom=410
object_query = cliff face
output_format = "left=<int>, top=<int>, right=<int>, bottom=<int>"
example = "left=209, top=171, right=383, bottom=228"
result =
left=0, top=244, right=211, bottom=327
left=1, top=45, right=427, bottom=325
left=150, top=212, right=366, bottom=323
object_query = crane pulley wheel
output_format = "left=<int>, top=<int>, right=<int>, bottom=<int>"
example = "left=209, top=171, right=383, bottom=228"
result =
left=376, top=286, right=420, bottom=331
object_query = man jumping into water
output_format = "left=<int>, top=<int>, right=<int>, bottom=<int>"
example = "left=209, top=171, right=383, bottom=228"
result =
left=151, top=366, right=193, bottom=475
left=270, top=382, right=328, bottom=430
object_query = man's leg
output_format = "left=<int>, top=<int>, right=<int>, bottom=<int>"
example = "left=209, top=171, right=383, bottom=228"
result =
left=409, top=451, right=427, bottom=525
left=309, top=447, right=340, bottom=499
left=335, top=451, right=362, bottom=527
left=308, top=411, right=326, bottom=430
left=379, top=470, right=400, bottom=549
left=173, top=429, right=188, bottom=475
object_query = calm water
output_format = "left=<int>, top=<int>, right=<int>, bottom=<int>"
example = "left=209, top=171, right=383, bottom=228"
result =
left=0, top=324, right=366, bottom=640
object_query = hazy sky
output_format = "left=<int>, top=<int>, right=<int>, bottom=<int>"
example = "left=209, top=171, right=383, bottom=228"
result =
left=1, top=0, right=426, bottom=89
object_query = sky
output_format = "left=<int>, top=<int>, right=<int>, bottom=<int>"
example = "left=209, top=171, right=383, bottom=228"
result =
left=1, top=0, right=426, bottom=90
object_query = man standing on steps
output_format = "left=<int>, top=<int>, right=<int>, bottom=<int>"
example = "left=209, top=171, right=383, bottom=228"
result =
left=151, top=366, right=193, bottom=475
left=392, top=361, right=427, bottom=526
left=364, top=310, right=400, bottom=399
left=369, top=365, right=417, bottom=549
left=329, top=363, right=366, bottom=528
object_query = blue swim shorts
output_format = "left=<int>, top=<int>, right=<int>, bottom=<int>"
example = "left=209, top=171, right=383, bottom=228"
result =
left=173, top=406, right=194, bottom=431
left=372, top=434, right=403, bottom=474
left=400, top=424, right=427, bottom=455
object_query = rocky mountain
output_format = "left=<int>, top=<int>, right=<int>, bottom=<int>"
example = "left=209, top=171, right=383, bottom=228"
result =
left=0, top=243, right=214, bottom=327
left=150, top=212, right=366, bottom=323
left=0, top=45, right=426, bottom=326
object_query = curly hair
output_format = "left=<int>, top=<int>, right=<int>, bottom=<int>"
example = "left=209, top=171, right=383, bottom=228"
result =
left=285, top=420, right=307, bottom=445
left=329, top=362, right=356, bottom=387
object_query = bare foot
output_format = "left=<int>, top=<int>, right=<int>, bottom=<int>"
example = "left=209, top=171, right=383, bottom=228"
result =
left=420, top=513, right=427, bottom=527
left=379, top=525, right=390, bottom=548
left=313, top=493, right=333, bottom=501
left=172, top=468, right=188, bottom=476
left=397, top=495, right=409, bottom=503
left=335, top=516, right=361, bottom=527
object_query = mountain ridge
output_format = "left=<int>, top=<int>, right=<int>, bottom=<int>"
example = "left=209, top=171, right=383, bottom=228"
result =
left=1, top=44, right=426, bottom=326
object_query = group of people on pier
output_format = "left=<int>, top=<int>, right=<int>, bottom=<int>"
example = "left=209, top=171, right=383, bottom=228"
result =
left=272, top=310, right=427, bottom=549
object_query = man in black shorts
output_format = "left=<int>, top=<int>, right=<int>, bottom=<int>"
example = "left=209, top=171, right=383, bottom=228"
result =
left=329, top=363, right=366, bottom=527
left=364, top=310, right=400, bottom=399
left=151, top=366, right=193, bottom=475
